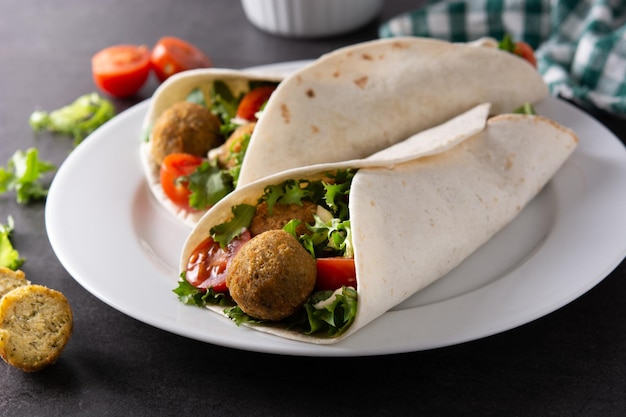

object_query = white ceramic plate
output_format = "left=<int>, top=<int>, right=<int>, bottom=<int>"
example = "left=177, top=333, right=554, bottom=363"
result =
left=46, top=62, right=626, bottom=356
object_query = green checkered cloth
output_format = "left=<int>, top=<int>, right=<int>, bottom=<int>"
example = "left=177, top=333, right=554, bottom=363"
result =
left=379, top=0, right=626, bottom=116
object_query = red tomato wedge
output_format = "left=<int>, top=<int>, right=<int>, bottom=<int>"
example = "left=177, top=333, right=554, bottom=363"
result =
left=315, top=257, right=357, bottom=291
left=185, top=231, right=251, bottom=292
left=160, top=153, right=203, bottom=210
left=513, top=41, right=537, bottom=68
left=150, top=36, right=212, bottom=82
left=92, top=45, right=151, bottom=98
left=236, top=85, right=277, bottom=121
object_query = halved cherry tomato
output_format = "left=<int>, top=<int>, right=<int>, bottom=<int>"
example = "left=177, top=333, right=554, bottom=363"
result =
left=160, top=153, right=203, bottom=210
left=150, top=36, right=212, bottom=82
left=513, top=41, right=537, bottom=68
left=185, top=230, right=251, bottom=292
left=315, top=257, right=357, bottom=291
left=236, top=85, right=277, bottom=121
left=92, top=45, right=151, bottom=98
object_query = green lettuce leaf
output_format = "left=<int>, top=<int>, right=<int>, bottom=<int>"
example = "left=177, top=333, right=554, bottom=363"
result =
left=173, top=274, right=232, bottom=307
left=185, top=159, right=234, bottom=210
left=210, top=204, right=256, bottom=248
left=0, top=148, right=56, bottom=204
left=0, top=216, right=24, bottom=270
left=29, top=92, right=115, bottom=145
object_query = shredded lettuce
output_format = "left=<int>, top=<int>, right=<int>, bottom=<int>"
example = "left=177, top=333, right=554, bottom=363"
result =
left=222, top=286, right=358, bottom=337
left=0, top=216, right=24, bottom=270
left=513, top=102, right=537, bottom=115
left=0, top=148, right=56, bottom=204
left=29, top=92, right=115, bottom=145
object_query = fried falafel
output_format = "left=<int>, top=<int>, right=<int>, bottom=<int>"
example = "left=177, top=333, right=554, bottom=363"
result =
left=217, top=122, right=255, bottom=169
left=249, top=201, right=317, bottom=237
left=150, top=101, right=223, bottom=165
left=226, top=230, right=316, bottom=321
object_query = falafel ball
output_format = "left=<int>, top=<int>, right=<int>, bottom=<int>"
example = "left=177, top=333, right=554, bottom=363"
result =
left=150, top=101, right=223, bottom=165
left=217, top=122, right=256, bottom=169
left=226, top=230, right=316, bottom=321
left=249, top=201, right=317, bottom=237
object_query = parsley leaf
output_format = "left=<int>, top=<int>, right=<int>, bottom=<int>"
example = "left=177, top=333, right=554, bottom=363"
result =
left=186, top=159, right=234, bottom=210
left=0, top=216, right=24, bottom=270
left=0, top=148, right=56, bottom=204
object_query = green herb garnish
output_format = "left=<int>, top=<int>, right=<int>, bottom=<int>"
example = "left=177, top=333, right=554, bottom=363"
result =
left=0, top=148, right=55, bottom=204
left=29, top=92, right=115, bottom=145
left=0, top=216, right=24, bottom=270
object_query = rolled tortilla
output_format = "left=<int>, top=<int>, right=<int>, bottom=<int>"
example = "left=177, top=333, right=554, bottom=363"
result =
left=140, top=68, right=284, bottom=226
left=142, top=37, right=547, bottom=227
left=179, top=104, right=578, bottom=344
left=238, top=36, right=548, bottom=185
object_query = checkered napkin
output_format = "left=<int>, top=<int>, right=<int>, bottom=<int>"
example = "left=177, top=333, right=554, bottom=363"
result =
left=379, top=0, right=626, bottom=116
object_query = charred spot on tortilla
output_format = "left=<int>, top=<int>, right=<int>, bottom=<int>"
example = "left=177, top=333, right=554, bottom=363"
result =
left=310, top=125, right=320, bottom=134
left=280, top=103, right=291, bottom=124
left=354, top=76, right=368, bottom=89
left=150, top=101, right=223, bottom=165
left=226, top=230, right=317, bottom=321
left=306, top=88, right=315, bottom=98
left=391, top=41, right=410, bottom=50
left=362, top=53, right=374, bottom=61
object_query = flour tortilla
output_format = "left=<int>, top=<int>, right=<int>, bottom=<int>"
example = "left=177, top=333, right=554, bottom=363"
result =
left=237, top=36, right=548, bottom=185
left=179, top=105, right=578, bottom=344
left=142, top=37, right=547, bottom=227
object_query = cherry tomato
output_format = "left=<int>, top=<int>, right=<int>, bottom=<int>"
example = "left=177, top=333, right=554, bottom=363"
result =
left=236, top=85, right=277, bottom=121
left=150, top=36, right=212, bottom=82
left=315, top=257, right=357, bottom=291
left=185, top=230, right=251, bottom=292
left=513, top=41, right=537, bottom=68
left=160, top=153, right=203, bottom=210
left=92, top=45, right=151, bottom=98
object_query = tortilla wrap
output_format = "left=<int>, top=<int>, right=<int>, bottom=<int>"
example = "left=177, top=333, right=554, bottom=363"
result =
left=140, top=68, right=284, bottom=226
left=237, top=36, right=548, bottom=185
left=179, top=104, right=578, bottom=344
left=141, top=37, right=547, bottom=227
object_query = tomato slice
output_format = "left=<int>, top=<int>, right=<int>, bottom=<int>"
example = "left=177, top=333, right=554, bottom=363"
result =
left=150, top=36, right=212, bottom=82
left=514, top=41, right=537, bottom=68
left=315, top=257, right=357, bottom=291
left=185, top=230, right=251, bottom=292
left=160, top=153, right=204, bottom=210
left=236, top=85, right=277, bottom=121
left=92, top=45, right=151, bottom=98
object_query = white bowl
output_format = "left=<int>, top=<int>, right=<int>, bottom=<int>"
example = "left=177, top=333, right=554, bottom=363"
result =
left=241, top=0, right=384, bottom=38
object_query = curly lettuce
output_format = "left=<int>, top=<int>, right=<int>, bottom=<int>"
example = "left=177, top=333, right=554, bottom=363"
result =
left=0, top=148, right=55, bottom=204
